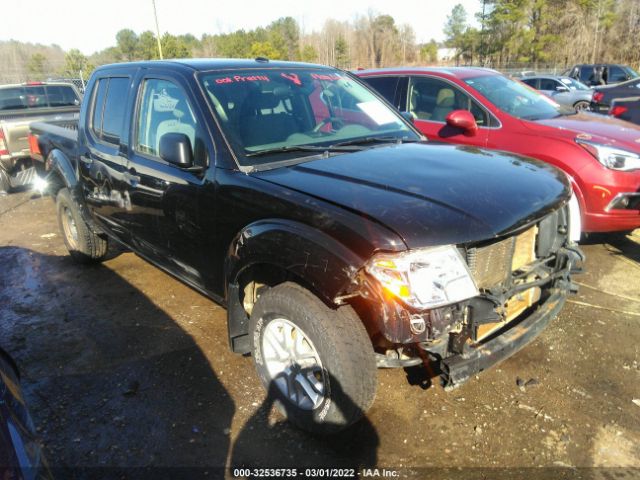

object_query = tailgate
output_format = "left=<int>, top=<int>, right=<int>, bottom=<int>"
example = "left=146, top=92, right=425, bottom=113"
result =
left=0, top=109, right=79, bottom=159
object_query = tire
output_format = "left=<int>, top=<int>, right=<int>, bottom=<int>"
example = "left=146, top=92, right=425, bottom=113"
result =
left=574, top=100, right=590, bottom=112
left=56, top=188, right=108, bottom=263
left=249, top=282, right=377, bottom=435
left=0, top=166, right=10, bottom=194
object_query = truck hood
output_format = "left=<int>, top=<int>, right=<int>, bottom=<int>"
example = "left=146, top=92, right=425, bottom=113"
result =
left=530, top=112, right=640, bottom=151
left=254, top=143, right=570, bottom=248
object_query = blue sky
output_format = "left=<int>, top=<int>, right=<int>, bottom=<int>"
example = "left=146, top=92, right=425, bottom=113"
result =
left=4, top=0, right=482, bottom=55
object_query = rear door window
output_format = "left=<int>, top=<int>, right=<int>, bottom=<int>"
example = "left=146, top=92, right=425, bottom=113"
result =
left=362, top=77, right=399, bottom=107
left=539, top=79, right=560, bottom=91
left=101, top=78, right=129, bottom=143
left=91, top=77, right=129, bottom=145
left=91, top=79, right=108, bottom=136
left=521, top=78, right=538, bottom=89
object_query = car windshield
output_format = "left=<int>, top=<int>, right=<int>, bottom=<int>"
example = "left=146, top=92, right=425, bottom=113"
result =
left=465, top=74, right=569, bottom=121
left=558, top=77, right=590, bottom=91
left=198, top=68, right=419, bottom=168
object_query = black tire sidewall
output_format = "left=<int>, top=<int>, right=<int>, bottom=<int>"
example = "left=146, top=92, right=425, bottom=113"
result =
left=56, top=188, right=105, bottom=262
left=249, top=283, right=375, bottom=434
left=252, top=310, right=335, bottom=431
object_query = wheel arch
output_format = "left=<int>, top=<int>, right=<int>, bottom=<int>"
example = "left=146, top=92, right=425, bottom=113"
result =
left=224, top=219, right=366, bottom=353
left=45, top=149, right=78, bottom=196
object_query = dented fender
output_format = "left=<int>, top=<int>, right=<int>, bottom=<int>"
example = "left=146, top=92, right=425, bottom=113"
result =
left=225, top=218, right=365, bottom=305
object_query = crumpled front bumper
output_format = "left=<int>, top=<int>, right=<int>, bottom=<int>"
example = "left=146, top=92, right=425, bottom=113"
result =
left=440, top=288, right=566, bottom=390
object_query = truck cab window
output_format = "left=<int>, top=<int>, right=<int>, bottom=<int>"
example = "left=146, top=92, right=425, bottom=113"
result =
left=91, top=77, right=129, bottom=145
left=136, top=78, right=206, bottom=166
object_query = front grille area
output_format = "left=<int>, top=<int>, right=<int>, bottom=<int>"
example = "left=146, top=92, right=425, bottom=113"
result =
left=467, top=227, right=538, bottom=290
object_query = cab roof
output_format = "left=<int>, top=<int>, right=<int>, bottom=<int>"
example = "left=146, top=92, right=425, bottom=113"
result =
left=356, top=66, right=501, bottom=79
left=94, top=58, right=332, bottom=73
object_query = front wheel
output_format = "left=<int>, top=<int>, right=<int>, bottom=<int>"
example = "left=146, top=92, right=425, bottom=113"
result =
left=250, top=282, right=377, bottom=435
left=56, top=188, right=108, bottom=263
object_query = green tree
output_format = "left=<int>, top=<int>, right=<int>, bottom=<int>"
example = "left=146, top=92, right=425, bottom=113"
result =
left=420, top=40, right=438, bottom=63
left=299, top=44, right=318, bottom=63
left=27, top=53, right=47, bottom=80
left=444, top=4, right=468, bottom=46
left=116, top=29, right=139, bottom=61
left=250, top=41, right=280, bottom=59
left=137, top=31, right=161, bottom=60
left=62, top=49, right=94, bottom=77
left=215, top=30, right=253, bottom=58
left=334, top=36, right=349, bottom=68
left=161, top=33, right=191, bottom=59
left=267, top=17, right=300, bottom=60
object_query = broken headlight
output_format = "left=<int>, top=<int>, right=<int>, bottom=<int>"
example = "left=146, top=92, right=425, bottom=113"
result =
left=366, top=245, right=479, bottom=310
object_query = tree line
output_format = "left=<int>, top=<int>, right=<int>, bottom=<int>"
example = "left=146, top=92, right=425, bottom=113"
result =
left=446, top=0, right=640, bottom=69
left=1, top=1, right=639, bottom=83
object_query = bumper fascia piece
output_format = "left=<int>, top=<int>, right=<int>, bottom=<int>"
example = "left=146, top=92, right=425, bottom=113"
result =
left=440, top=288, right=566, bottom=391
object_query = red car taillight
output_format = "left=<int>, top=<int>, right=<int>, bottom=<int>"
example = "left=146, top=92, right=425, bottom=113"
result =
left=593, top=91, right=605, bottom=103
left=0, top=130, right=8, bottom=156
left=610, top=105, right=628, bottom=117
left=28, top=133, right=41, bottom=155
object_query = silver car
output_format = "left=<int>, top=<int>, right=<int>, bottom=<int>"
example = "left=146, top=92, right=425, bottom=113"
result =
left=520, top=75, right=593, bottom=112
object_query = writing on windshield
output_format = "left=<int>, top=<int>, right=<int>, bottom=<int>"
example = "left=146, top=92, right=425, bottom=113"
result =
left=199, top=68, right=417, bottom=167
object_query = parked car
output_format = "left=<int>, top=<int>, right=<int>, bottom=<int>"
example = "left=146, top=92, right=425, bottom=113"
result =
left=609, top=96, right=640, bottom=126
left=519, top=75, right=593, bottom=111
left=0, top=347, right=52, bottom=479
left=0, top=81, right=81, bottom=194
left=590, top=77, right=640, bottom=113
left=30, top=59, right=583, bottom=433
left=565, top=63, right=639, bottom=86
left=358, top=67, right=640, bottom=234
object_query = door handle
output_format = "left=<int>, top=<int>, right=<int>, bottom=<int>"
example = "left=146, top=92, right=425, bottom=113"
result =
left=123, top=168, right=140, bottom=186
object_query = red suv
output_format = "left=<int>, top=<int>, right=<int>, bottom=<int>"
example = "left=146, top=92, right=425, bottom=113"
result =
left=357, top=68, right=640, bottom=233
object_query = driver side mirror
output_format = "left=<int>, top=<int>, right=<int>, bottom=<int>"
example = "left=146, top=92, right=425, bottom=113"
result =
left=159, top=133, right=193, bottom=168
left=445, top=110, right=478, bottom=136
left=556, top=85, right=570, bottom=92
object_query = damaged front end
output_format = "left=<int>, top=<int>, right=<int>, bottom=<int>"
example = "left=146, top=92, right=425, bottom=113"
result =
left=353, top=205, right=584, bottom=389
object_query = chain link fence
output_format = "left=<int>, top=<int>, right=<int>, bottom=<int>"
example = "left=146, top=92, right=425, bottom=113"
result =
left=0, top=68, right=86, bottom=92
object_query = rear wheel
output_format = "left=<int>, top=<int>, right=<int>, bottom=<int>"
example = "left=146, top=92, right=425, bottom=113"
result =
left=56, top=188, right=108, bottom=263
left=574, top=100, right=590, bottom=112
left=250, top=282, right=377, bottom=434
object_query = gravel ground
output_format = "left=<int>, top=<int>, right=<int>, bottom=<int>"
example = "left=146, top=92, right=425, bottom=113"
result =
left=0, top=191, right=639, bottom=479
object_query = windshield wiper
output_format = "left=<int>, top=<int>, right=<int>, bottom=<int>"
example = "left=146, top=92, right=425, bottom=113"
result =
left=330, top=136, right=421, bottom=148
left=245, top=145, right=358, bottom=157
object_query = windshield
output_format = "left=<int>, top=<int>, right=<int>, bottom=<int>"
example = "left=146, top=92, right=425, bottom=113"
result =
left=465, top=74, right=568, bottom=121
left=623, top=66, right=640, bottom=78
left=558, top=77, right=590, bottom=91
left=198, top=68, right=419, bottom=167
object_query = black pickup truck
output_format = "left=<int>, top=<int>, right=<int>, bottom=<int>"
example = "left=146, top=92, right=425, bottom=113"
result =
left=30, top=59, right=583, bottom=434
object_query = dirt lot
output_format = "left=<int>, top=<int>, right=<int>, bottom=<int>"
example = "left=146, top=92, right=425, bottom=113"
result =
left=1, top=190, right=639, bottom=479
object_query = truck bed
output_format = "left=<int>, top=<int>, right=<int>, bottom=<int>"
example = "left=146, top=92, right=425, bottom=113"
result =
left=30, top=120, right=79, bottom=165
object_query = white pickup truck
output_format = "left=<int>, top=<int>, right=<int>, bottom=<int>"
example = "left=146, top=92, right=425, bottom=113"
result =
left=0, top=81, right=80, bottom=194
